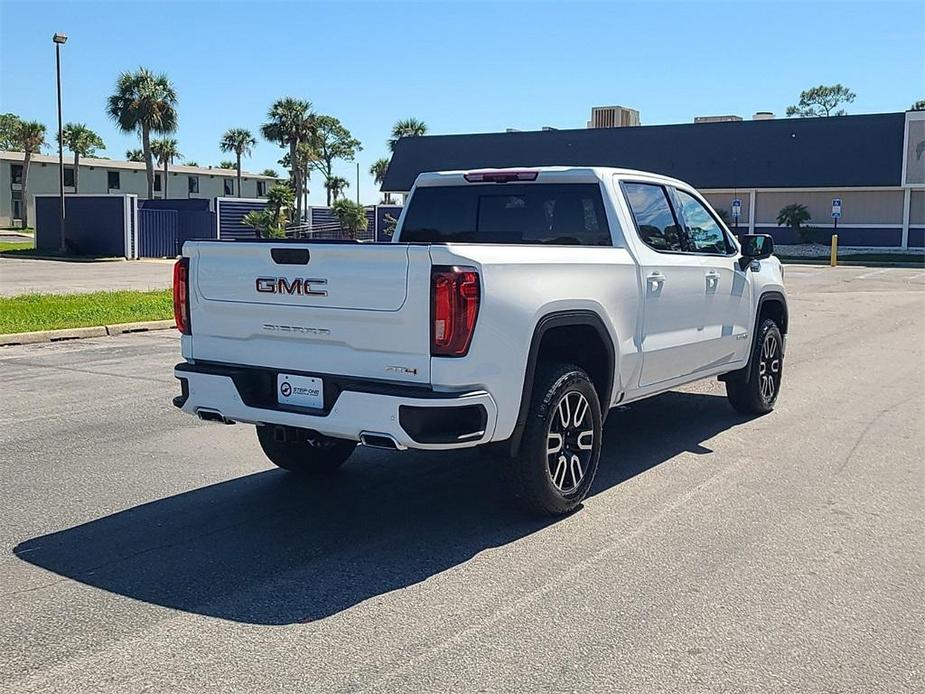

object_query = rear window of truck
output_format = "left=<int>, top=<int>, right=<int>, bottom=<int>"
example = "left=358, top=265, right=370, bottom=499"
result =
left=400, top=183, right=611, bottom=245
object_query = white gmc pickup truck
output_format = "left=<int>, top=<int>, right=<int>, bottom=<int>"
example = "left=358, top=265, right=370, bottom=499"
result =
left=172, top=167, right=787, bottom=515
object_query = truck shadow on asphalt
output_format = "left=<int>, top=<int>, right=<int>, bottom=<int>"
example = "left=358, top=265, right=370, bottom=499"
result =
left=14, top=391, right=748, bottom=625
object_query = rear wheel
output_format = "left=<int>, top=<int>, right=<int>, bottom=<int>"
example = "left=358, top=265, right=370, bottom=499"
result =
left=256, top=424, right=356, bottom=474
left=725, top=318, right=784, bottom=415
left=507, top=363, right=602, bottom=516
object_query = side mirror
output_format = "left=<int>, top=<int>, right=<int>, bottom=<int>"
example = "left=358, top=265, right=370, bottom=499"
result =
left=738, top=234, right=774, bottom=270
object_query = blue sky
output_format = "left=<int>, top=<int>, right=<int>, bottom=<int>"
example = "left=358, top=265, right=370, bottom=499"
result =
left=1, top=0, right=923, bottom=204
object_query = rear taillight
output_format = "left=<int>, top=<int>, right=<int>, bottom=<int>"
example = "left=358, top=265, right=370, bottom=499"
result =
left=173, top=257, right=191, bottom=335
left=431, top=266, right=480, bottom=357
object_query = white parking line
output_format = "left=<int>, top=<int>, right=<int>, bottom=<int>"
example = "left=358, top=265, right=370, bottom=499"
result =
left=855, top=269, right=892, bottom=280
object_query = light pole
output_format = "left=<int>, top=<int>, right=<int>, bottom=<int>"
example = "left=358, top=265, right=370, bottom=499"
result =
left=53, top=32, right=67, bottom=253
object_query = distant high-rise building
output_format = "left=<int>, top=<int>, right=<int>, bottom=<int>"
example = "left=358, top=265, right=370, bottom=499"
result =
left=694, top=115, right=743, bottom=123
left=587, top=105, right=640, bottom=128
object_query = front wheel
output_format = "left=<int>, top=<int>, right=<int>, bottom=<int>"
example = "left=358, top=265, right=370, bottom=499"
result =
left=725, top=318, right=784, bottom=415
left=507, top=363, right=603, bottom=516
left=256, top=424, right=356, bottom=474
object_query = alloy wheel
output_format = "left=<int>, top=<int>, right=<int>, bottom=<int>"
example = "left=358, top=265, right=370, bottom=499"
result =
left=758, top=333, right=782, bottom=403
left=546, top=391, right=594, bottom=494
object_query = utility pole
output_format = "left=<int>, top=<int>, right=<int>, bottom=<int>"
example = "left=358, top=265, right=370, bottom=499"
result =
left=53, top=32, right=68, bottom=253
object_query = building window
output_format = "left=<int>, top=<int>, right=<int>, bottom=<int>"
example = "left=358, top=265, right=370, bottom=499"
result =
left=11, top=190, right=23, bottom=220
left=188, top=176, right=199, bottom=195
left=63, top=166, right=75, bottom=188
left=107, top=171, right=120, bottom=190
left=223, top=178, right=234, bottom=196
left=10, top=164, right=23, bottom=185
left=257, top=180, right=267, bottom=196
left=154, top=173, right=162, bottom=192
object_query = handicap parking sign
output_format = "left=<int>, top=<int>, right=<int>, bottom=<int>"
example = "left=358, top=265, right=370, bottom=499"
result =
left=832, top=198, right=842, bottom=218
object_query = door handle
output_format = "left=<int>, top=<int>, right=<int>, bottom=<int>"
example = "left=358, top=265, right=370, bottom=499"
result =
left=648, top=272, right=666, bottom=291
left=705, top=271, right=720, bottom=288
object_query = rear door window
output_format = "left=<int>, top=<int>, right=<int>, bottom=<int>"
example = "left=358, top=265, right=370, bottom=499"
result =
left=621, top=182, right=683, bottom=252
left=400, top=183, right=611, bottom=245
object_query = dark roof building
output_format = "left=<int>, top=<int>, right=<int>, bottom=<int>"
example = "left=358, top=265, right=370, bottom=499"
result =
left=383, top=112, right=925, bottom=249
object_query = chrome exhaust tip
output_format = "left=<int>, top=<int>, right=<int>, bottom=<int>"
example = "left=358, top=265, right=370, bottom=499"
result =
left=359, top=432, right=405, bottom=450
left=196, top=408, right=235, bottom=425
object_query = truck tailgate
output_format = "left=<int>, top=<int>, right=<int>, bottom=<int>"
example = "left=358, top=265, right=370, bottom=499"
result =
left=186, top=242, right=432, bottom=384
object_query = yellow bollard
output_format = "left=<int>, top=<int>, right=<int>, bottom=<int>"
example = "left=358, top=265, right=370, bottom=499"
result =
left=830, top=234, right=838, bottom=267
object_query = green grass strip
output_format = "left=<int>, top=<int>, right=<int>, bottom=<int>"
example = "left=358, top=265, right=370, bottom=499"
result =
left=0, top=289, right=173, bottom=334
left=0, top=241, right=35, bottom=253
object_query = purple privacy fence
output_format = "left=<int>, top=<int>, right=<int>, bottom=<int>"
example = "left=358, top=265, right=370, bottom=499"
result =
left=138, top=199, right=217, bottom=257
left=306, top=205, right=403, bottom=241
left=215, top=197, right=266, bottom=240
left=375, top=206, right=403, bottom=241
left=35, top=194, right=137, bottom=258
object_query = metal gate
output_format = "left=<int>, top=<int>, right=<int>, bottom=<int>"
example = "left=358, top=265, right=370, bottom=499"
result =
left=138, top=208, right=179, bottom=257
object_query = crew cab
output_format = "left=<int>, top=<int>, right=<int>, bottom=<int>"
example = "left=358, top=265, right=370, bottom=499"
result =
left=172, top=167, right=787, bottom=515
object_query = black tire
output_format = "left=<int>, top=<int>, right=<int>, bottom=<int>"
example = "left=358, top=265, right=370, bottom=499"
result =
left=507, top=363, right=603, bottom=516
left=256, top=424, right=356, bottom=474
left=725, top=318, right=784, bottom=415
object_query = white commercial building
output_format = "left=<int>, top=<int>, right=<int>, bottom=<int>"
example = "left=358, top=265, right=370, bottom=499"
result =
left=1, top=151, right=276, bottom=227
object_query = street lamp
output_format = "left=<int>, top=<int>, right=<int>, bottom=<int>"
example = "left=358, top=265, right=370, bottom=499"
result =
left=53, top=32, right=67, bottom=253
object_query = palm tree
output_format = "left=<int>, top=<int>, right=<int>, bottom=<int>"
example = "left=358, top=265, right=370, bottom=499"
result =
left=59, top=123, right=104, bottom=193
left=777, top=203, right=814, bottom=244
left=217, top=160, right=236, bottom=169
left=331, top=198, right=368, bottom=240
left=261, top=98, right=314, bottom=223
left=241, top=183, right=294, bottom=238
left=125, top=148, right=145, bottom=162
left=370, top=157, right=392, bottom=204
left=106, top=68, right=178, bottom=199
left=151, top=137, right=181, bottom=197
left=388, top=117, right=427, bottom=152
left=260, top=168, right=278, bottom=178
left=325, top=175, right=349, bottom=202
left=16, top=120, right=46, bottom=228
left=219, top=127, right=256, bottom=198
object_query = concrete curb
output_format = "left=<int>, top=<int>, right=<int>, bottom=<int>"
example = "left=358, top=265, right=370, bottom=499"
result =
left=781, top=259, right=925, bottom=268
left=0, top=254, right=125, bottom=263
left=105, top=319, right=176, bottom=336
left=0, top=319, right=175, bottom=347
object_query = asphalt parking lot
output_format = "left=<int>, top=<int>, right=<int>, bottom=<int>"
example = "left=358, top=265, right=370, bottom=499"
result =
left=0, top=257, right=172, bottom=296
left=1, top=265, right=923, bottom=693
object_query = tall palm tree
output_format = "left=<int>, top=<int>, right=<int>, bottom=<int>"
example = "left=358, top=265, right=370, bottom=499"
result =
left=59, top=123, right=104, bottom=193
left=325, top=175, right=349, bottom=203
left=219, top=127, right=256, bottom=198
left=369, top=157, right=392, bottom=204
left=151, top=137, right=181, bottom=197
left=388, top=117, right=427, bottom=152
left=261, top=98, right=313, bottom=222
left=106, top=68, right=178, bottom=199
left=125, top=148, right=145, bottom=162
left=16, top=120, right=46, bottom=228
